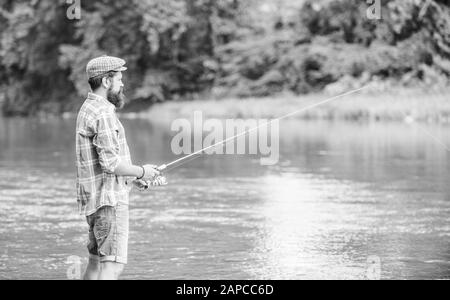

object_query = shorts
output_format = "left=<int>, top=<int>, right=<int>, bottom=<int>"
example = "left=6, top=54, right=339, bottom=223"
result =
left=86, top=203, right=129, bottom=264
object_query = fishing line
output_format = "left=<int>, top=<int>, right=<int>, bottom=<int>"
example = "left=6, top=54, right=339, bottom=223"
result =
left=157, top=85, right=371, bottom=172
left=400, top=111, right=450, bottom=152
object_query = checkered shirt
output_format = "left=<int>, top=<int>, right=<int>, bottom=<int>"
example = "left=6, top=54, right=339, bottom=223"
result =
left=76, top=93, right=133, bottom=216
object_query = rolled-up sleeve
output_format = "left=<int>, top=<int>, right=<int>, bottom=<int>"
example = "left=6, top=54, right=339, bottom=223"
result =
left=92, top=113, right=121, bottom=174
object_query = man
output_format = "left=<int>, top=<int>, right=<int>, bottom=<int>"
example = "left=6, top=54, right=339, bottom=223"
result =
left=76, top=55, right=160, bottom=280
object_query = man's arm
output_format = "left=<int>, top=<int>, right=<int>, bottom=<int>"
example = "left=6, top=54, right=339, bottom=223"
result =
left=92, top=113, right=160, bottom=180
left=114, top=162, right=143, bottom=177
left=114, top=162, right=160, bottom=180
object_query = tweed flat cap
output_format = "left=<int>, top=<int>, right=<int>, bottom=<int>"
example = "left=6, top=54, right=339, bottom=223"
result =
left=86, top=55, right=127, bottom=79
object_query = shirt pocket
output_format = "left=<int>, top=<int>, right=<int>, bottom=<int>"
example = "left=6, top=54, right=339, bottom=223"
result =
left=110, top=124, right=120, bottom=152
left=116, top=120, right=127, bottom=138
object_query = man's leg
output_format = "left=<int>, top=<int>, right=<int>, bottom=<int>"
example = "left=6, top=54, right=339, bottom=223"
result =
left=84, top=213, right=100, bottom=280
left=95, top=204, right=129, bottom=280
left=83, top=255, right=100, bottom=280
left=98, top=262, right=125, bottom=280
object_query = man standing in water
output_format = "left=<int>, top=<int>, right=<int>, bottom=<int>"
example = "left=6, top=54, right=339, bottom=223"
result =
left=76, top=55, right=160, bottom=280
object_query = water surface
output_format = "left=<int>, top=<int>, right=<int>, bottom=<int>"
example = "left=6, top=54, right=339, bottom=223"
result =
left=0, top=116, right=449, bottom=280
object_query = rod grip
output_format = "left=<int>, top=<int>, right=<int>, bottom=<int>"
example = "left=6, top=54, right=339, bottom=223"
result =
left=157, top=164, right=167, bottom=172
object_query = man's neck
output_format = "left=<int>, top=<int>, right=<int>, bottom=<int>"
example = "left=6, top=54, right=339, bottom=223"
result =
left=92, top=89, right=107, bottom=100
left=90, top=90, right=116, bottom=110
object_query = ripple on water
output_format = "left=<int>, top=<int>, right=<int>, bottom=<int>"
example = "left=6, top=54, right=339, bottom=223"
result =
left=2, top=119, right=450, bottom=279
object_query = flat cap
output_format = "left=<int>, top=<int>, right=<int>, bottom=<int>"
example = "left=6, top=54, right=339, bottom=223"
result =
left=86, top=55, right=127, bottom=79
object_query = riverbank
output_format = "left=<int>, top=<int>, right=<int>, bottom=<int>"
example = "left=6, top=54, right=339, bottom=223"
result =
left=132, top=88, right=450, bottom=123
left=11, top=88, right=448, bottom=124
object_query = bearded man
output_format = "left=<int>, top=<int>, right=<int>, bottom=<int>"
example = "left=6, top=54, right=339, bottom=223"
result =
left=75, top=55, right=160, bottom=280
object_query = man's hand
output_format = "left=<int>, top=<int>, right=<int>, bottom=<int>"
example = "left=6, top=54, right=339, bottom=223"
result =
left=132, top=179, right=149, bottom=191
left=142, top=164, right=160, bottom=180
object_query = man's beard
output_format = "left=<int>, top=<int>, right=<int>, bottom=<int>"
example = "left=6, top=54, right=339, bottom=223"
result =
left=107, top=87, right=126, bottom=109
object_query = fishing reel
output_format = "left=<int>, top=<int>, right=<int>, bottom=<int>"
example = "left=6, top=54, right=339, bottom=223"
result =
left=133, top=175, right=168, bottom=191
left=133, top=164, right=168, bottom=191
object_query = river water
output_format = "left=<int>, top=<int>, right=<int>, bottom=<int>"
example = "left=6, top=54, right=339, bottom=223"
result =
left=0, top=116, right=449, bottom=280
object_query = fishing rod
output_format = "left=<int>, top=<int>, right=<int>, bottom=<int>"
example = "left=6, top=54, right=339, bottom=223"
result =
left=156, top=85, right=370, bottom=173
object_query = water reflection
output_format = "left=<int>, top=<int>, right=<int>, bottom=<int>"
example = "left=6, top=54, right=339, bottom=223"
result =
left=0, top=116, right=449, bottom=279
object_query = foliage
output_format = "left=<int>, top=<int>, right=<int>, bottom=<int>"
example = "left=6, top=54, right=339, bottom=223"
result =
left=0, top=0, right=449, bottom=115
left=214, top=0, right=450, bottom=97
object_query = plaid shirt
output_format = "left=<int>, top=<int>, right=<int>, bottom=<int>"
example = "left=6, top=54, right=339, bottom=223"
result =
left=76, top=93, right=133, bottom=216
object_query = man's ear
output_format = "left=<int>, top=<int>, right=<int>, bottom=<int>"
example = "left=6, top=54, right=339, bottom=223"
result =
left=101, top=77, right=111, bottom=89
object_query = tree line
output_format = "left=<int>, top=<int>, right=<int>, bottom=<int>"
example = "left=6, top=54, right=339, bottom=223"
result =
left=0, top=0, right=449, bottom=116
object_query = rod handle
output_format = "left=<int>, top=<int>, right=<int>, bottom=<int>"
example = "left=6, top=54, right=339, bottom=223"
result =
left=157, top=164, right=167, bottom=172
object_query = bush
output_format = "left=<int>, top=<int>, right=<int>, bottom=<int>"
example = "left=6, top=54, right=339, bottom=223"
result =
left=1, top=0, right=449, bottom=115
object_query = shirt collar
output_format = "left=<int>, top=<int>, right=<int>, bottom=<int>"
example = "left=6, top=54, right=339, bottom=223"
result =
left=87, top=92, right=116, bottom=111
